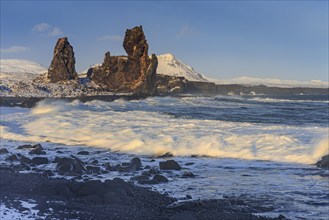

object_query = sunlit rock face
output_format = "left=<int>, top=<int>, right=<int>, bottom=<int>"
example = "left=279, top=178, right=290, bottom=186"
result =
left=46, top=37, right=78, bottom=83
left=89, top=26, right=157, bottom=95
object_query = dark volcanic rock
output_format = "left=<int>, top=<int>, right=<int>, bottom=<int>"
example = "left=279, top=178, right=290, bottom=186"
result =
left=138, top=174, right=168, bottom=185
left=5, top=154, right=19, bottom=162
left=32, top=157, right=49, bottom=165
left=0, top=148, right=9, bottom=154
left=159, top=160, right=182, bottom=170
left=316, top=154, right=329, bottom=169
left=55, top=156, right=86, bottom=174
left=0, top=168, right=285, bottom=220
left=153, top=174, right=169, bottom=183
left=90, top=26, right=157, bottom=95
left=77, top=151, right=89, bottom=155
left=17, top=144, right=34, bottom=149
left=46, top=37, right=78, bottom=83
left=28, top=144, right=46, bottom=155
left=42, top=170, right=55, bottom=177
left=181, top=171, right=195, bottom=178
left=130, top=157, right=142, bottom=169
left=20, top=155, right=32, bottom=165
left=86, top=165, right=101, bottom=174
left=157, top=152, right=174, bottom=158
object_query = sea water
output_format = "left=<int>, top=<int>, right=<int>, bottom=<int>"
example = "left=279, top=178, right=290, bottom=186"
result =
left=1, top=94, right=328, bottom=219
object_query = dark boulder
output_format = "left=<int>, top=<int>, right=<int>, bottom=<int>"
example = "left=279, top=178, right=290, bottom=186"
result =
left=185, top=162, right=194, bottom=166
left=77, top=151, right=89, bottom=155
left=159, top=160, right=182, bottom=170
left=20, top=155, right=32, bottom=165
left=316, top=154, right=329, bottom=169
left=130, top=157, right=142, bottom=169
left=5, top=154, right=19, bottom=162
left=157, top=152, right=174, bottom=158
left=91, top=159, right=99, bottom=165
left=153, top=174, right=169, bottom=183
left=42, top=170, right=55, bottom=177
left=28, top=144, right=46, bottom=155
left=0, top=148, right=9, bottom=154
left=181, top=171, right=195, bottom=178
left=17, top=144, right=34, bottom=149
left=55, top=156, right=86, bottom=174
left=65, top=178, right=134, bottom=204
left=138, top=174, right=168, bottom=184
left=46, top=37, right=78, bottom=83
left=32, top=157, right=49, bottom=165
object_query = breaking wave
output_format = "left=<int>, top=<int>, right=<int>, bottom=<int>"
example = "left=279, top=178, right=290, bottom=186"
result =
left=1, top=98, right=328, bottom=164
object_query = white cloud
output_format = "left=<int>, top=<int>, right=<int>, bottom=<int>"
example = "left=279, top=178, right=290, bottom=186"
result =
left=97, top=35, right=122, bottom=41
left=177, top=25, right=196, bottom=38
left=32, top=22, right=64, bottom=37
left=0, top=46, right=30, bottom=54
left=32, top=23, right=51, bottom=32
left=49, top=27, right=64, bottom=36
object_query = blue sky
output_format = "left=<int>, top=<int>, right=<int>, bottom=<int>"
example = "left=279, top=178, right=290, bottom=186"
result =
left=1, top=1, right=328, bottom=81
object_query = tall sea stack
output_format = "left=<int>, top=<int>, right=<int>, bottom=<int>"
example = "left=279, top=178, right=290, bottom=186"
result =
left=46, top=37, right=78, bottom=83
left=89, top=26, right=157, bottom=95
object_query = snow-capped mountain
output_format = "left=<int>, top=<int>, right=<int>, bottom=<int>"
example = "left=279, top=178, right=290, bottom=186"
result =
left=208, top=76, right=329, bottom=88
left=157, top=53, right=208, bottom=82
left=0, top=59, right=47, bottom=75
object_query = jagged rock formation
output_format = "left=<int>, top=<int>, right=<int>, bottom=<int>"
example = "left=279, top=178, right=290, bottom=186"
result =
left=46, top=37, right=78, bottom=83
left=89, top=26, right=157, bottom=95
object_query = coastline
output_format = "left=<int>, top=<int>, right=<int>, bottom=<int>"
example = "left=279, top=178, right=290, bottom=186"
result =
left=0, top=144, right=286, bottom=220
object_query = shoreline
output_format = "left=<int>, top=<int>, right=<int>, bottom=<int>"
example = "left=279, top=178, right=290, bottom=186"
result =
left=0, top=163, right=285, bottom=219
left=0, top=143, right=288, bottom=220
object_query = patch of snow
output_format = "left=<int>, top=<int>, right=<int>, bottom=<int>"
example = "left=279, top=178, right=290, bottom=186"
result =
left=157, top=53, right=208, bottom=82
left=0, top=200, right=41, bottom=220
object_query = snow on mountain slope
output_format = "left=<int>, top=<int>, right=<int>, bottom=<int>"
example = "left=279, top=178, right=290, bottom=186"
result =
left=157, top=53, right=208, bottom=82
left=208, top=76, right=329, bottom=88
left=1, top=59, right=47, bottom=75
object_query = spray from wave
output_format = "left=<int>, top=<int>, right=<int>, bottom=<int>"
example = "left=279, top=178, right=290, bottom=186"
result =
left=1, top=99, right=328, bottom=164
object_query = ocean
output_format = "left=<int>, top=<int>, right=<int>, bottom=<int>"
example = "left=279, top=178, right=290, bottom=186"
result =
left=1, top=94, right=328, bottom=219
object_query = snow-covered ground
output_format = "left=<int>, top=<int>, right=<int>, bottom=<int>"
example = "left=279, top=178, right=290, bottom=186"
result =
left=0, top=59, right=123, bottom=97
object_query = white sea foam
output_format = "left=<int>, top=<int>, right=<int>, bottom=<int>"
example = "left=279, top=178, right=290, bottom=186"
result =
left=1, top=99, right=327, bottom=164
